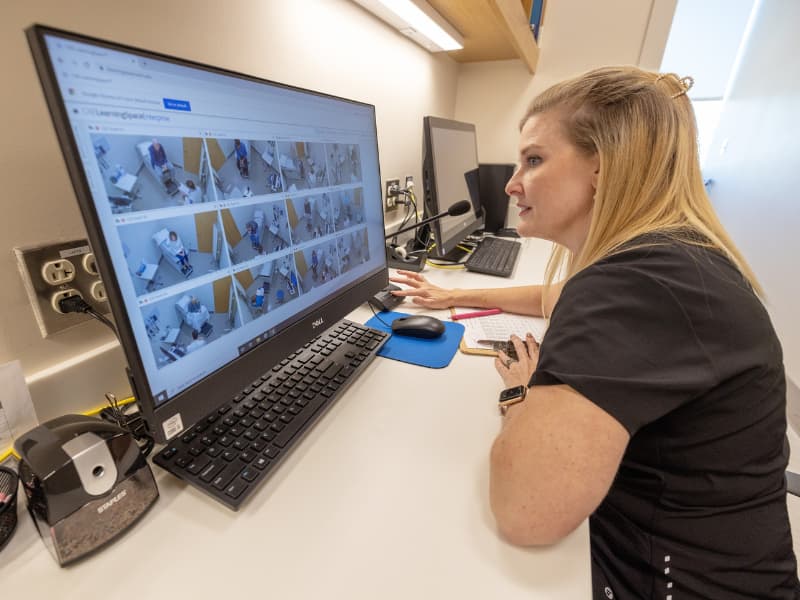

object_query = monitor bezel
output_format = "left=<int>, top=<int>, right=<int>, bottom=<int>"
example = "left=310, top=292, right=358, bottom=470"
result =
left=26, top=24, right=389, bottom=443
left=421, top=116, right=484, bottom=258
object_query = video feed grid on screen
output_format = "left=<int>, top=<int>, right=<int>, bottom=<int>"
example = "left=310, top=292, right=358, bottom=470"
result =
left=92, top=134, right=367, bottom=215
left=32, top=27, right=387, bottom=422
left=139, top=275, right=239, bottom=370
left=114, top=160, right=367, bottom=303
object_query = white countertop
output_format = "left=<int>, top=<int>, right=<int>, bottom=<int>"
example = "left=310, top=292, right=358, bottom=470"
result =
left=0, top=237, right=590, bottom=598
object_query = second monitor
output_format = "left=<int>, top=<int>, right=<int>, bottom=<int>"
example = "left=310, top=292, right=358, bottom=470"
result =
left=421, top=116, right=484, bottom=259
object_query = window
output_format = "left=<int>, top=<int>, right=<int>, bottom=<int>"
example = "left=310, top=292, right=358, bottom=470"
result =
left=660, top=0, right=760, bottom=165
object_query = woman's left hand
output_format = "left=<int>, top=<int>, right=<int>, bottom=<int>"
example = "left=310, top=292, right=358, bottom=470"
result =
left=494, top=333, right=540, bottom=388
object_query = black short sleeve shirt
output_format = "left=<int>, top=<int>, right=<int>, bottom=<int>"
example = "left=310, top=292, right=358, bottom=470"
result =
left=530, top=236, right=799, bottom=599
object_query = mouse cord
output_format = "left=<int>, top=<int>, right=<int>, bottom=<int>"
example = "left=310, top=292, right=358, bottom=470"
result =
left=367, top=302, right=394, bottom=329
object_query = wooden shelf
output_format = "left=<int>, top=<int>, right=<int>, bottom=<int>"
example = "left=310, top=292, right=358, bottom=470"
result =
left=428, top=0, right=540, bottom=73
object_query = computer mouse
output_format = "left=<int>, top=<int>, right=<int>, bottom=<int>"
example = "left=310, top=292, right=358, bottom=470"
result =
left=390, top=315, right=446, bottom=339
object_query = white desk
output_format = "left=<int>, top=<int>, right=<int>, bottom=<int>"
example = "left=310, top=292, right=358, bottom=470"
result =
left=0, top=238, right=589, bottom=598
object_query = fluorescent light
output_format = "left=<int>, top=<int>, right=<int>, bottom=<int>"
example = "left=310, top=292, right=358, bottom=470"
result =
left=354, top=0, right=464, bottom=52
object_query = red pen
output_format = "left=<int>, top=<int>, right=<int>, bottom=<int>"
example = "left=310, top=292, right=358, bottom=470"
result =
left=451, top=308, right=502, bottom=321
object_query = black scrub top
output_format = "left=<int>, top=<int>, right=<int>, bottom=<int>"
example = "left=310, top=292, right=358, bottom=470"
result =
left=531, top=234, right=800, bottom=599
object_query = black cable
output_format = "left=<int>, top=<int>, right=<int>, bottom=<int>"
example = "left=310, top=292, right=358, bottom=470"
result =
left=391, top=196, right=414, bottom=247
left=367, top=301, right=394, bottom=329
left=99, top=393, right=154, bottom=458
left=390, top=189, right=428, bottom=255
left=58, top=297, right=153, bottom=454
left=58, top=294, right=118, bottom=339
left=84, top=308, right=118, bottom=337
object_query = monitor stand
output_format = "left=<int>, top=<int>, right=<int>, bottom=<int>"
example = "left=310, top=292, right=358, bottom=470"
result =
left=434, top=245, right=470, bottom=264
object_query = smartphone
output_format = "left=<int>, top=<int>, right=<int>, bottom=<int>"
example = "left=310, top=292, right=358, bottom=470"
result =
left=477, top=340, right=518, bottom=361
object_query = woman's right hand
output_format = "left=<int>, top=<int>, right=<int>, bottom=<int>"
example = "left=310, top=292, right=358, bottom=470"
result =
left=389, top=270, right=455, bottom=309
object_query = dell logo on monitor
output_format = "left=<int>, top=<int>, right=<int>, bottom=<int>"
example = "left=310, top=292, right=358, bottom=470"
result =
left=312, top=317, right=324, bottom=329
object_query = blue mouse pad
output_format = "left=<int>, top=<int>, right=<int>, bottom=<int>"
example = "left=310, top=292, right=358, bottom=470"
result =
left=365, top=311, right=464, bottom=369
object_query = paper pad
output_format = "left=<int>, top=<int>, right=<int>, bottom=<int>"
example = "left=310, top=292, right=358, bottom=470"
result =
left=365, top=312, right=464, bottom=369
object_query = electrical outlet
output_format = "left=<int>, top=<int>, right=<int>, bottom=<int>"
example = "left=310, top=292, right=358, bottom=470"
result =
left=405, top=175, right=414, bottom=191
left=51, top=288, right=82, bottom=314
left=41, top=259, right=76, bottom=285
left=90, top=280, right=107, bottom=302
left=82, top=252, right=99, bottom=275
left=14, top=239, right=112, bottom=337
left=385, top=178, right=400, bottom=211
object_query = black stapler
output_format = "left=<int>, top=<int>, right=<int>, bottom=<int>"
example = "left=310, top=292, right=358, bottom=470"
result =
left=14, top=414, right=158, bottom=565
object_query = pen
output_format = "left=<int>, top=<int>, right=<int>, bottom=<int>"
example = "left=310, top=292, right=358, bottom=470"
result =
left=451, top=308, right=502, bottom=321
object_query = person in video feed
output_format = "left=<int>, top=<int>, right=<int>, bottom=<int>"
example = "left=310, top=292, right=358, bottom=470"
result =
left=234, top=139, right=249, bottom=178
left=164, top=230, right=192, bottom=275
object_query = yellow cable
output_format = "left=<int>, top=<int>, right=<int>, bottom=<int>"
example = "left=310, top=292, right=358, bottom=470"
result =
left=84, top=395, right=136, bottom=417
left=425, top=262, right=466, bottom=271
left=0, top=447, right=18, bottom=462
left=0, top=396, right=136, bottom=463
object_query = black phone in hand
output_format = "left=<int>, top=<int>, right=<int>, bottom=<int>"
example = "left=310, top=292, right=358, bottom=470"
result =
left=478, top=340, right=518, bottom=360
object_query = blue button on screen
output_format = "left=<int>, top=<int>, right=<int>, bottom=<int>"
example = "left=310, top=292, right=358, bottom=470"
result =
left=162, top=98, right=191, bottom=111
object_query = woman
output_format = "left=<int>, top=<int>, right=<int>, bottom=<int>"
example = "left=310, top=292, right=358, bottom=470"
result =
left=391, top=67, right=799, bottom=598
left=163, top=230, right=192, bottom=276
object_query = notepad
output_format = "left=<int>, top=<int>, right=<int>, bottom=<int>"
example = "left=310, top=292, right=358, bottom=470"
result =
left=455, top=312, right=548, bottom=356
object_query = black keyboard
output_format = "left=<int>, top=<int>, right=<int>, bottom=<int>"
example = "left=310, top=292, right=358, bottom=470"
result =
left=464, top=236, right=522, bottom=277
left=153, top=319, right=388, bottom=510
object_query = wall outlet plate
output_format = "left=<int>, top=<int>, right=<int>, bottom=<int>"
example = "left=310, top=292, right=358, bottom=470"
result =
left=384, top=178, right=400, bottom=211
left=14, top=239, right=111, bottom=337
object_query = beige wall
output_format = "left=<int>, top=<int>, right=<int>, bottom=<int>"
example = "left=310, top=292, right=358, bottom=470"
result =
left=454, top=0, right=673, bottom=167
left=1, top=0, right=459, bottom=413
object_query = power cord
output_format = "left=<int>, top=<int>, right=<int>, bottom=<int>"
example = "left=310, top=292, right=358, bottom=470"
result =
left=99, top=393, right=154, bottom=458
left=388, top=188, right=419, bottom=245
left=56, top=296, right=154, bottom=456
left=58, top=294, right=118, bottom=339
left=0, top=395, right=140, bottom=463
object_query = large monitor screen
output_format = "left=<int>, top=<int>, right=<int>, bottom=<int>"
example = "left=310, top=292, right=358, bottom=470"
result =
left=27, top=26, right=387, bottom=442
left=422, top=116, right=483, bottom=258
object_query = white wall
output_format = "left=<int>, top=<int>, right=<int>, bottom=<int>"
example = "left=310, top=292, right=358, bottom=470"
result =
left=703, top=0, right=800, bottom=385
left=1, top=0, right=458, bottom=415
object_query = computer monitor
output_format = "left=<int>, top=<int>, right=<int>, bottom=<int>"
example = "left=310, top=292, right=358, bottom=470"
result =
left=421, top=116, right=484, bottom=259
left=27, top=25, right=388, bottom=443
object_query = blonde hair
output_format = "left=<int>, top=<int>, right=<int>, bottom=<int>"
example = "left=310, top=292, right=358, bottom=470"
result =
left=520, top=66, right=762, bottom=310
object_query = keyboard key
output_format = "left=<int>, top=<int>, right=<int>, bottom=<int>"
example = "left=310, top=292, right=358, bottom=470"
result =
left=224, top=479, right=248, bottom=499
left=212, top=462, right=244, bottom=490
left=241, top=467, right=258, bottom=482
left=186, top=457, right=210, bottom=475
left=199, top=461, right=224, bottom=482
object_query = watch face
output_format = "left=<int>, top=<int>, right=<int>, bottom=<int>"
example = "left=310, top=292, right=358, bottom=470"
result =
left=499, top=385, right=526, bottom=402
